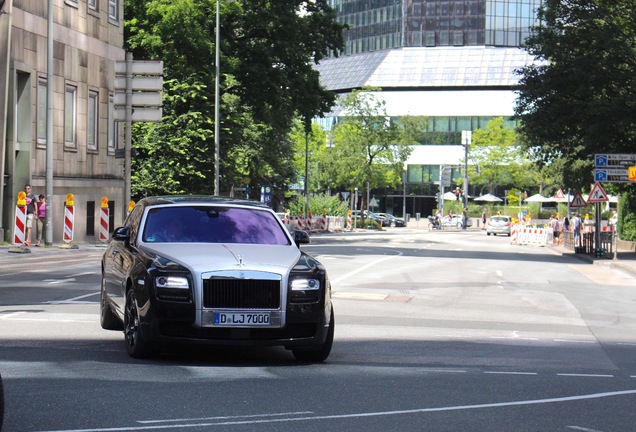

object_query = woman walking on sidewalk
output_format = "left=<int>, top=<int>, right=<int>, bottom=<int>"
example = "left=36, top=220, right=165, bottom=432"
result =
left=36, top=194, right=46, bottom=247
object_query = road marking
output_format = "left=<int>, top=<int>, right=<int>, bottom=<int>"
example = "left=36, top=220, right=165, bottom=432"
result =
left=44, top=278, right=77, bottom=285
left=332, top=292, right=388, bottom=301
left=0, top=311, right=26, bottom=320
left=330, top=252, right=402, bottom=285
left=556, top=373, right=614, bottom=378
left=35, top=389, right=636, bottom=432
left=484, top=371, right=538, bottom=376
left=45, top=292, right=100, bottom=304
left=137, top=411, right=314, bottom=424
left=567, top=426, right=606, bottom=432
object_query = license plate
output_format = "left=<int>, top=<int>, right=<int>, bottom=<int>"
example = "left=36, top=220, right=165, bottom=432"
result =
left=213, top=312, right=271, bottom=326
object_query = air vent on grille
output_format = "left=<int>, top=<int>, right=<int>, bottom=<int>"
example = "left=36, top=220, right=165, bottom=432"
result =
left=203, top=278, right=280, bottom=309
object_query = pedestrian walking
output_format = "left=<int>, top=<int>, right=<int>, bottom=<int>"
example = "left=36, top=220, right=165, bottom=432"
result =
left=36, top=194, right=46, bottom=246
left=24, top=184, right=38, bottom=246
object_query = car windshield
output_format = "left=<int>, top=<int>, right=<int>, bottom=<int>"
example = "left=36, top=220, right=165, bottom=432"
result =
left=142, top=206, right=291, bottom=245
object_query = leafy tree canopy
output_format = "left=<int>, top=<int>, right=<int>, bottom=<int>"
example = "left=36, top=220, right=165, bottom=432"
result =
left=124, top=0, right=345, bottom=200
left=515, top=0, right=636, bottom=190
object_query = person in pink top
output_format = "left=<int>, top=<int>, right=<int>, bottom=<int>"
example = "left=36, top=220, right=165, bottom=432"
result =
left=36, top=194, right=46, bottom=246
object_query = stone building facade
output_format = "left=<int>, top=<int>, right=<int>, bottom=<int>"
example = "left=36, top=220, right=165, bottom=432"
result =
left=0, top=0, right=125, bottom=244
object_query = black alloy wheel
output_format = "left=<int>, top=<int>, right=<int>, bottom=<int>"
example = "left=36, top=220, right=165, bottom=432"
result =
left=124, top=289, right=159, bottom=358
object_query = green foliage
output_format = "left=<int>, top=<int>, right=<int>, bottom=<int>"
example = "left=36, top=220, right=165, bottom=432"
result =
left=284, top=193, right=349, bottom=217
left=469, top=117, right=537, bottom=195
left=619, top=188, right=636, bottom=242
left=516, top=0, right=636, bottom=190
left=124, top=0, right=345, bottom=198
left=288, top=89, right=427, bottom=208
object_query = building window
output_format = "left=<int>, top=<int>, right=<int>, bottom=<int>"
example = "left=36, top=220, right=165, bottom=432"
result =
left=65, top=0, right=78, bottom=7
left=86, top=201, right=95, bottom=237
left=88, top=0, right=98, bottom=11
left=108, top=0, right=119, bottom=22
left=108, top=93, right=117, bottom=153
left=64, top=84, right=77, bottom=148
left=37, top=79, right=47, bottom=147
left=88, top=90, right=99, bottom=151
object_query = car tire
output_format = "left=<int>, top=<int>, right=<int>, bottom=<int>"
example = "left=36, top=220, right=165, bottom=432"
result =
left=101, top=277, right=123, bottom=331
left=292, top=308, right=334, bottom=363
left=124, top=289, right=159, bottom=359
left=390, top=221, right=396, bottom=227
left=486, top=232, right=491, bottom=236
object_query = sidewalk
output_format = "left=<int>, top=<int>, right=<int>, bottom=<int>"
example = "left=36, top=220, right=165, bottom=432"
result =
left=546, top=241, right=636, bottom=278
left=2, top=242, right=107, bottom=255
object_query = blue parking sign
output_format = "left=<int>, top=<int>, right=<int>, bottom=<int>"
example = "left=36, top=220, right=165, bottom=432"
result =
left=595, top=154, right=608, bottom=167
left=594, top=169, right=607, bottom=182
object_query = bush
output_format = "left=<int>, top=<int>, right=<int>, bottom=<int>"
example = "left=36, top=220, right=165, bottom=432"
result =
left=619, top=188, right=636, bottom=241
left=285, top=193, right=350, bottom=217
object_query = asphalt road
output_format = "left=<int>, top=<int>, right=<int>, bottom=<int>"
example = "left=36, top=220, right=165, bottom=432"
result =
left=1, top=231, right=636, bottom=432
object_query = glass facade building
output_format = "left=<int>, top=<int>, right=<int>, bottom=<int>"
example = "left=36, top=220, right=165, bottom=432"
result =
left=317, top=1, right=544, bottom=217
left=329, top=0, right=543, bottom=55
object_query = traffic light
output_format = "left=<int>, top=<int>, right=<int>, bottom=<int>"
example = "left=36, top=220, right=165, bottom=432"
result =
left=455, top=187, right=461, bottom=201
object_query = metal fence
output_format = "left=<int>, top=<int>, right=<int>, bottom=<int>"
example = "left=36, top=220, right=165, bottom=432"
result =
left=561, top=231, right=615, bottom=258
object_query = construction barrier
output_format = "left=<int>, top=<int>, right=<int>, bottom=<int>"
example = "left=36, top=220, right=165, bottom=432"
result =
left=63, top=206, right=74, bottom=242
left=280, top=215, right=345, bottom=233
left=99, top=196, right=109, bottom=242
left=14, top=204, right=26, bottom=245
left=511, top=224, right=549, bottom=246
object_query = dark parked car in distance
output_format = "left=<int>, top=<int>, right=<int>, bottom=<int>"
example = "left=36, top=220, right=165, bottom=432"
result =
left=375, top=213, right=406, bottom=227
left=101, top=196, right=334, bottom=362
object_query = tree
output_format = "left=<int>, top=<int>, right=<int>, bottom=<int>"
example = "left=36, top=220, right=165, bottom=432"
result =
left=469, top=118, right=536, bottom=195
left=515, top=0, right=636, bottom=190
left=288, top=89, right=427, bottom=212
left=124, top=0, right=345, bottom=199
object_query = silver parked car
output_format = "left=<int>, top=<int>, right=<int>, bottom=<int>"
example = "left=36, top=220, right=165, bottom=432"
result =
left=486, top=215, right=512, bottom=236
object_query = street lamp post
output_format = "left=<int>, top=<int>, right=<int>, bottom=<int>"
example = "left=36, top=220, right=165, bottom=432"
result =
left=461, top=130, right=471, bottom=208
left=214, top=0, right=220, bottom=196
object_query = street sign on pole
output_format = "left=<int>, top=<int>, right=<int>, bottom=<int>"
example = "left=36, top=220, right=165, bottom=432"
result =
left=594, top=153, right=636, bottom=167
left=594, top=168, right=631, bottom=183
left=569, top=192, right=586, bottom=208
left=587, top=182, right=609, bottom=203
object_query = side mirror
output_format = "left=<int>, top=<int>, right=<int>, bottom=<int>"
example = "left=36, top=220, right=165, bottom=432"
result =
left=294, top=230, right=310, bottom=246
left=111, top=226, right=131, bottom=242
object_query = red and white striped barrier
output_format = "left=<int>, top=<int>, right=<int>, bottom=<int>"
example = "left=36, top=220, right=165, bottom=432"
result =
left=63, top=206, right=75, bottom=243
left=99, top=206, right=109, bottom=242
left=321, top=215, right=327, bottom=231
left=346, top=213, right=352, bottom=230
left=512, top=225, right=549, bottom=246
left=14, top=205, right=26, bottom=245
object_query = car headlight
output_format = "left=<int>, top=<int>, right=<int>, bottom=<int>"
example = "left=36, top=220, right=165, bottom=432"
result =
left=289, top=278, right=321, bottom=303
left=155, top=276, right=192, bottom=302
left=156, top=276, right=190, bottom=289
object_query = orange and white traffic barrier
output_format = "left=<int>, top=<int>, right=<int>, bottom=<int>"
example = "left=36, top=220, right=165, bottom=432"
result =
left=321, top=214, right=327, bottom=231
left=346, top=212, right=352, bottom=230
left=513, top=226, right=549, bottom=246
left=99, top=196, right=109, bottom=242
left=63, top=193, right=75, bottom=243
left=510, top=224, right=519, bottom=244
left=14, top=191, right=27, bottom=245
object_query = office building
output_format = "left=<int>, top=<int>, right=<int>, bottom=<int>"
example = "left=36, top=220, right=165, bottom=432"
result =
left=0, top=0, right=125, bottom=243
left=315, top=0, right=543, bottom=217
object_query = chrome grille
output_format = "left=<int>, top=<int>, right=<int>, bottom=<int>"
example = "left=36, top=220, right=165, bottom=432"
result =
left=203, top=278, right=281, bottom=309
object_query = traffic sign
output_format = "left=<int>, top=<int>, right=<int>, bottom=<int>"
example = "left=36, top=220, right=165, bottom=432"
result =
left=629, top=166, right=636, bottom=181
left=594, top=168, right=631, bottom=183
left=594, top=153, right=636, bottom=167
left=569, top=192, right=587, bottom=208
left=587, top=182, right=609, bottom=203
left=553, top=188, right=565, bottom=199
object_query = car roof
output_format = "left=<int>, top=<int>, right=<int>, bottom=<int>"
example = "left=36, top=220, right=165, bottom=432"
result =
left=137, top=195, right=272, bottom=210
